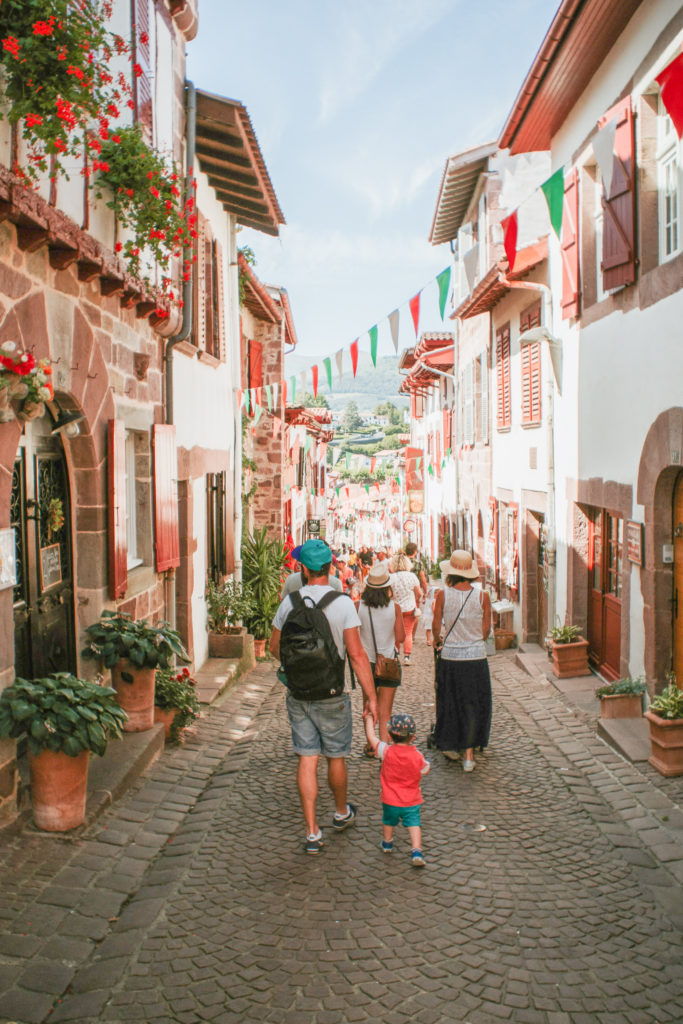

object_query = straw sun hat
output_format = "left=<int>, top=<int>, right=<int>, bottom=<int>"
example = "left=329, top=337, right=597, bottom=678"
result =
left=440, top=549, right=479, bottom=579
left=365, top=564, right=391, bottom=588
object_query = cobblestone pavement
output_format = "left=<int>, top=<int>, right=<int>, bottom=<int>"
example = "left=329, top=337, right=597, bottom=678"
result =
left=0, top=639, right=682, bottom=1024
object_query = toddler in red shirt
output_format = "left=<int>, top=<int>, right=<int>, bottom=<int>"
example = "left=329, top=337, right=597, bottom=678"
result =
left=364, top=712, right=430, bottom=867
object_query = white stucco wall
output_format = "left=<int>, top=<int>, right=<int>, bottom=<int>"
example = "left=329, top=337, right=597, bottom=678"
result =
left=192, top=475, right=209, bottom=668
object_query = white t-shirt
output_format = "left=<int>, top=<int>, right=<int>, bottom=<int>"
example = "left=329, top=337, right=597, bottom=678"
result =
left=358, top=603, right=397, bottom=659
left=281, top=571, right=342, bottom=596
left=273, top=585, right=360, bottom=659
left=390, top=571, right=420, bottom=612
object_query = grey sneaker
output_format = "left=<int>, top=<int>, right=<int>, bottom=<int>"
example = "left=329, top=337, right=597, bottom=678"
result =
left=304, top=832, right=324, bottom=855
left=332, top=803, right=357, bottom=832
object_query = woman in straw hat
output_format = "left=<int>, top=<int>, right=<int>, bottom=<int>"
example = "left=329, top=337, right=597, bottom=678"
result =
left=387, top=552, right=422, bottom=666
left=431, top=550, right=492, bottom=772
left=358, top=564, right=406, bottom=746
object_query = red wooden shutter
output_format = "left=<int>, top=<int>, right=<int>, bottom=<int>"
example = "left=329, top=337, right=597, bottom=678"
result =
left=153, top=424, right=180, bottom=572
left=600, top=99, right=636, bottom=290
left=410, top=393, right=417, bottom=419
left=520, top=302, right=542, bottom=425
left=561, top=169, right=580, bottom=319
left=193, top=213, right=207, bottom=349
left=214, top=239, right=226, bottom=361
left=108, top=420, right=127, bottom=600
left=496, top=324, right=511, bottom=429
left=131, top=0, right=153, bottom=143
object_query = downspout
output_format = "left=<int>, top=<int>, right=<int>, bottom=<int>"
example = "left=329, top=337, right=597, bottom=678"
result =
left=163, top=79, right=197, bottom=631
left=499, top=276, right=556, bottom=640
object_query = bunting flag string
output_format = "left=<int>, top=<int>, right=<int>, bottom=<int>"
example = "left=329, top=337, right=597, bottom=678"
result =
left=501, top=212, right=518, bottom=271
left=656, top=52, right=683, bottom=138
left=369, top=325, right=378, bottom=367
left=540, top=168, right=564, bottom=239
left=350, top=339, right=359, bottom=377
left=388, top=309, right=400, bottom=352
left=311, top=364, right=319, bottom=397
left=409, top=293, right=421, bottom=337
left=323, top=356, right=332, bottom=390
left=265, top=384, right=272, bottom=412
left=436, top=267, right=451, bottom=320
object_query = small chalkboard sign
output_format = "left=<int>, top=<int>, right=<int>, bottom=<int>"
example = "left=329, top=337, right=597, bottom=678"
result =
left=40, top=544, right=62, bottom=590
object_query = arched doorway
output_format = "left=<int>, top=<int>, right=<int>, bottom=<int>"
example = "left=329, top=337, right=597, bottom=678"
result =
left=12, top=415, right=76, bottom=679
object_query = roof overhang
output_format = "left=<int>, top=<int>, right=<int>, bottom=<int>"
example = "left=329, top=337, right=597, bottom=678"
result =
left=453, top=238, right=548, bottom=319
left=429, top=141, right=497, bottom=245
left=195, top=89, right=285, bottom=236
left=239, top=253, right=281, bottom=323
left=499, top=0, right=644, bottom=154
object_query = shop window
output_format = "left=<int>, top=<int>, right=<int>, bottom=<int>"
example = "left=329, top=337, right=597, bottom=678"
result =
left=657, top=96, right=681, bottom=262
left=206, top=472, right=227, bottom=582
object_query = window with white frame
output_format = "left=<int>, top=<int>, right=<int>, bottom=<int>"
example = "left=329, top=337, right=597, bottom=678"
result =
left=463, top=361, right=474, bottom=445
left=657, top=95, right=681, bottom=262
left=125, top=431, right=144, bottom=571
left=594, top=169, right=606, bottom=302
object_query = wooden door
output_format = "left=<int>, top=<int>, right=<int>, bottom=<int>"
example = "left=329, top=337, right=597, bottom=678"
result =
left=536, top=513, right=548, bottom=643
left=674, top=473, right=683, bottom=686
left=587, top=508, right=622, bottom=680
left=12, top=423, right=76, bottom=680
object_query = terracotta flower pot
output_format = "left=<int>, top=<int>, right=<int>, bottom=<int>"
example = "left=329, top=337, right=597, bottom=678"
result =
left=111, top=659, right=156, bottom=731
left=253, top=638, right=267, bottom=658
left=154, top=706, right=179, bottom=741
left=29, top=748, right=89, bottom=831
left=208, top=626, right=248, bottom=659
left=599, top=693, right=643, bottom=719
left=645, top=711, right=683, bottom=777
left=493, top=628, right=515, bottom=651
left=550, top=639, right=591, bottom=678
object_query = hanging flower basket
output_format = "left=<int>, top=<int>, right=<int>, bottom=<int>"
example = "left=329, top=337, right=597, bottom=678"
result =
left=0, top=342, right=53, bottom=424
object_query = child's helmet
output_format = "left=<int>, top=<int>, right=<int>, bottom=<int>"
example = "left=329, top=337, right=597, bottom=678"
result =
left=387, top=713, right=416, bottom=738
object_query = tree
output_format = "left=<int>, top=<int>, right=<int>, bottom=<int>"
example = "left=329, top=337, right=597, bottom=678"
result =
left=342, top=400, right=362, bottom=432
left=299, top=391, right=329, bottom=409
left=374, top=401, right=402, bottom=425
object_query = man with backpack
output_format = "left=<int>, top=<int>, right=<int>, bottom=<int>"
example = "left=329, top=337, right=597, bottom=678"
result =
left=270, top=539, right=378, bottom=855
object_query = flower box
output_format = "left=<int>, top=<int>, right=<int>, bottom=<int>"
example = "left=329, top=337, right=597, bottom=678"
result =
left=550, top=638, right=591, bottom=678
left=598, top=693, right=642, bottom=719
left=644, top=710, right=683, bottom=777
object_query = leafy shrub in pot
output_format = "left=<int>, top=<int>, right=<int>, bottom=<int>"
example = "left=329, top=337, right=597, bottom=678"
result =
left=154, top=667, right=200, bottom=742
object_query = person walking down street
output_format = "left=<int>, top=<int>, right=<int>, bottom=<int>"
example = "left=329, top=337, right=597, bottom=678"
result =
left=358, top=564, right=406, bottom=746
left=405, top=541, right=429, bottom=645
left=422, top=572, right=443, bottom=646
left=431, top=551, right=492, bottom=773
left=388, top=552, right=422, bottom=666
left=280, top=544, right=342, bottom=598
left=270, top=539, right=378, bottom=855
left=363, top=712, right=431, bottom=867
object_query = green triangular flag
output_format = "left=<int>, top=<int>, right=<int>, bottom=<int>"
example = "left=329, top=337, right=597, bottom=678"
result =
left=323, top=356, right=332, bottom=390
left=436, top=267, right=451, bottom=320
left=441, top=458, right=445, bottom=469
left=369, top=325, right=378, bottom=367
left=541, top=167, right=564, bottom=239
left=416, top=456, right=422, bottom=470
left=365, top=484, right=370, bottom=494
left=253, top=405, right=264, bottom=426
left=290, top=375, right=297, bottom=403
left=285, top=484, right=290, bottom=494
left=265, top=384, right=272, bottom=412
left=244, top=390, right=251, bottom=414
left=304, top=435, right=312, bottom=455
left=336, top=487, right=340, bottom=496
left=446, top=447, right=452, bottom=457
left=428, top=464, right=434, bottom=476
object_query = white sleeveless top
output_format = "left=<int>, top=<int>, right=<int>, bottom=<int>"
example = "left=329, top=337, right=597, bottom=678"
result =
left=358, top=603, right=397, bottom=659
left=441, top=586, right=486, bottom=661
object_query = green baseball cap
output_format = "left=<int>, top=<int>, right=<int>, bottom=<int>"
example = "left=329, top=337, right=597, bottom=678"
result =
left=299, top=539, right=333, bottom=571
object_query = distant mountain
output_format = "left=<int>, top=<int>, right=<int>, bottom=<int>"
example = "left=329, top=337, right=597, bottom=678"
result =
left=285, top=352, right=408, bottom=413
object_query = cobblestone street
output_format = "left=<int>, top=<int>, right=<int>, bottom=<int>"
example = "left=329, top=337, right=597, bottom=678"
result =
left=1, top=639, right=682, bottom=1024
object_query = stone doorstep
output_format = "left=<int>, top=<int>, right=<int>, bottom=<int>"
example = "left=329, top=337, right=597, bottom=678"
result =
left=194, top=657, right=241, bottom=705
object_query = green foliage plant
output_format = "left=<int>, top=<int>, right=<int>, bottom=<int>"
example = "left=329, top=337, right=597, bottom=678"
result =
left=81, top=610, right=189, bottom=674
left=205, top=579, right=255, bottom=634
left=549, top=624, right=583, bottom=644
left=0, top=673, right=127, bottom=757
left=154, top=667, right=200, bottom=742
left=242, top=528, right=287, bottom=640
left=649, top=679, right=683, bottom=720
left=595, top=676, right=646, bottom=699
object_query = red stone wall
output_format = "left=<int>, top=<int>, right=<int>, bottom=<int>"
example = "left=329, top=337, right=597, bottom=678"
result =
left=244, top=318, right=286, bottom=538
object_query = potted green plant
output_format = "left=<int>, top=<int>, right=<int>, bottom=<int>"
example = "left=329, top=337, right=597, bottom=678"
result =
left=82, top=611, right=189, bottom=732
left=242, top=528, right=287, bottom=657
left=0, top=673, right=127, bottom=831
left=154, top=667, right=200, bottom=743
left=206, top=579, right=256, bottom=659
left=645, top=675, right=683, bottom=777
left=548, top=623, right=591, bottom=678
left=595, top=676, right=646, bottom=719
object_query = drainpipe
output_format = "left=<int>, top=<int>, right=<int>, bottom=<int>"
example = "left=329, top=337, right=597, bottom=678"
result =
left=499, top=276, right=556, bottom=641
left=163, top=80, right=196, bottom=631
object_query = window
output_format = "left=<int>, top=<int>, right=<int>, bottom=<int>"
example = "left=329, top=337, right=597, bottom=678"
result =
left=480, top=350, right=489, bottom=444
left=131, top=0, right=153, bottom=143
left=657, top=96, right=681, bottom=262
left=519, top=301, right=542, bottom=426
left=594, top=170, right=606, bottom=302
left=206, top=472, right=227, bottom=582
left=495, top=323, right=511, bottom=429
left=193, top=212, right=226, bottom=359
left=125, top=431, right=143, bottom=571
left=463, top=362, right=474, bottom=444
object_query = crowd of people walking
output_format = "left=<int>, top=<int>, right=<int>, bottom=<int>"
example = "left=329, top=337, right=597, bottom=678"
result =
left=270, top=536, right=493, bottom=865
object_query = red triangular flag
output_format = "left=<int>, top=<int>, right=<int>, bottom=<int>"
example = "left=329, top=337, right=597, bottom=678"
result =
left=656, top=53, right=683, bottom=139
left=345, top=487, right=350, bottom=498
left=237, top=389, right=243, bottom=410
left=370, top=457, right=376, bottom=474
left=311, top=364, right=319, bottom=397
left=282, top=380, right=287, bottom=406
left=501, top=212, right=518, bottom=271
left=350, top=339, right=359, bottom=377
left=409, top=293, right=420, bottom=336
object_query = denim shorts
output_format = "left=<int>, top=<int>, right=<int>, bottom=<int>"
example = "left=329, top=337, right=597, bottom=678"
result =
left=286, top=692, right=353, bottom=757
left=382, top=803, right=422, bottom=828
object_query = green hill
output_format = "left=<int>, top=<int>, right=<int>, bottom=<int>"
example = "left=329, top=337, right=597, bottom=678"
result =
left=285, top=352, right=408, bottom=413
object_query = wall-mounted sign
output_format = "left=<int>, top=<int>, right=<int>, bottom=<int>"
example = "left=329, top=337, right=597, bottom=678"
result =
left=403, top=518, right=416, bottom=534
left=626, top=521, right=644, bottom=566
left=40, top=544, right=62, bottom=590
left=0, top=528, right=17, bottom=590
left=307, top=519, right=321, bottom=536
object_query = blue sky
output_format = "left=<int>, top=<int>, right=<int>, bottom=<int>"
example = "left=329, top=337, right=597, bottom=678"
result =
left=188, top=0, right=560, bottom=364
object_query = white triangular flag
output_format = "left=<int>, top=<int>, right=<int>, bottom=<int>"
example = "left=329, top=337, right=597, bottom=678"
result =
left=593, top=118, right=617, bottom=197
left=389, top=310, right=400, bottom=352
left=463, top=244, right=479, bottom=291
left=335, top=349, right=344, bottom=382
left=272, top=382, right=279, bottom=411
left=332, top=447, right=341, bottom=466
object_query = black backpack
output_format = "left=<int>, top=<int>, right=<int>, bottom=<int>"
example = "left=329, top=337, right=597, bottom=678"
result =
left=279, top=591, right=346, bottom=701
